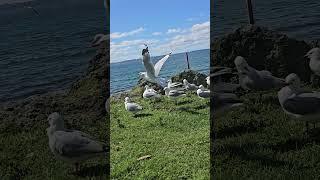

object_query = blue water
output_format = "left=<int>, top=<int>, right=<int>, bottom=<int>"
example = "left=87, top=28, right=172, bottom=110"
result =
left=0, top=0, right=106, bottom=102
left=110, top=49, right=210, bottom=94
left=212, top=0, right=320, bottom=40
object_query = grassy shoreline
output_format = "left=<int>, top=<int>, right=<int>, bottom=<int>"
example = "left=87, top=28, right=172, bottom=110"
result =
left=110, top=89, right=210, bottom=179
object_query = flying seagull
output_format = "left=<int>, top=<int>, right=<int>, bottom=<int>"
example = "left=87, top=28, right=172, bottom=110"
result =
left=139, top=45, right=172, bottom=86
left=91, top=34, right=108, bottom=47
left=46, top=112, right=108, bottom=172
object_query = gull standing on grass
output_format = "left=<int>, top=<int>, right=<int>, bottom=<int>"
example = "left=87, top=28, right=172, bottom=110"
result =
left=139, top=45, right=172, bottom=86
left=278, top=73, right=320, bottom=132
left=213, top=92, right=243, bottom=117
left=305, top=47, right=320, bottom=83
left=234, top=56, right=287, bottom=91
left=164, top=87, right=186, bottom=104
left=46, top=112, right=108, bottom=172
left=143, top=85, right=161, bottom=99
left=167, top=79, right=185, bottom=90
left=124, top=97, right=143, bottom=115
left=197, top=85, right=210, bottom=99
left=183, top=79, right=198, bottom=91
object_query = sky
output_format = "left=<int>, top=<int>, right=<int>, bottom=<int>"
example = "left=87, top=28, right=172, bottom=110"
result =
left=111, top=0, right=210, bottom=63
left=0, top=0, right=33, bottom=5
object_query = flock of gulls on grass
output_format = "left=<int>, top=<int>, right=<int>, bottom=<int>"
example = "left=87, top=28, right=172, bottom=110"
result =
left=124, top=45, right=212, bottom=116
left=125, top=46, right=320, bottom=136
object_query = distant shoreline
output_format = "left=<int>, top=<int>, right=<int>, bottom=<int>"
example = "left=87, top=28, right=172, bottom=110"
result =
left=110, top=48, right=209, bottom=64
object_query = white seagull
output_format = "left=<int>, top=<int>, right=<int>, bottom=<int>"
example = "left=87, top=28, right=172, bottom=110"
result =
left=164, top=87, right=186, bottom=104
left=143, top=86, right=161, bottom=99
left=234, top=56, right=287, bottom=91
left=46, top=112, right=108, bottom=172
left=91, top=34, right=108, bottom=47
left=305, top=47, right=320, bottom=83
left=139, top=46, right=171, bottom=86
left=278, top=73, right=320, bottom=132
left=124, top=97, right=143, bottom=115
left=197, top=85, right=210, bottom=99
left=183, top=79, right=198, bottom=91
left=206, top=76, right=210, bottom=87
left=167, top=79, right=185, bottom=90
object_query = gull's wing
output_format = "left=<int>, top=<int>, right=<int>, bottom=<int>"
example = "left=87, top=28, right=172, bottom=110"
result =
left=154, top=53, right=171, bottom=77
left=283, top=93, right=320, bottom=115
left=53, top=130, right=107, bottom=158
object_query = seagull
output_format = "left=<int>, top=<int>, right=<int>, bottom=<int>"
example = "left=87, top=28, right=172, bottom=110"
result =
left=124, top=97, right=143, bottom=115
left=234, top=56, right=287, bottom=91
left=278, top=73, right=320, bottom=132
left=91, top=34, right=108, bottom=47
left=183, top=79, right=198, bottom=90
left=213, top=92, right=243, bottom=117
left=206, top=76, right=210, bottom=86
left=164, top=87, right=186, bottom=104
left=167, top=79, right=185, bottom=90
left=197, top=85, right=210, bottom=99
left=144, top=85, right=157, bottom=93
left=143, top=86, right=161, bottom=99
left=305, top=47, right=320, bottom=83
left=139, top=45, right=172, bottom=86
left=46, top=112, right=108, bottom=172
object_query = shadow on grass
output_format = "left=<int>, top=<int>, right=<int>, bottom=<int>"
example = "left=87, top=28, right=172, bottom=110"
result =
left=177, top=107, right=201, bottom=115
left=216, top=121, right=265, bottom=139
left=176, top=100, right=193, bottom=106
left=194, top=104, right=208, bottom=110
left=133, top=113, right=153, bottom=118
left=73, top=163, right=109, bottom=178
left=215, top=143, right=292, bottom=168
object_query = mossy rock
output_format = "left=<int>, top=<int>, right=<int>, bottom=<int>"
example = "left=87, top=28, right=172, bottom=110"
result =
left=171, top=70, right=207, bottom=86
left=211, top=25, right=312, bottom=82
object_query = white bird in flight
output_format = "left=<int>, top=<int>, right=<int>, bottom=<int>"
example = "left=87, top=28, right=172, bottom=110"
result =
left=139, top=45, right=172, bottom=86
left=46, top=112, right=108, bottom=172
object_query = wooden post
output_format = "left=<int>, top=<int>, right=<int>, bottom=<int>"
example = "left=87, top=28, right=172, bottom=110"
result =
left=246, top=0, right=255, bottom=24
left=186, top=52, right=190, bottom=70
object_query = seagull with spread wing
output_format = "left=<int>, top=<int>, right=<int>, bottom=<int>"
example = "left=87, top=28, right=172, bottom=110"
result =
left=139, top=45, right=172, bottom=87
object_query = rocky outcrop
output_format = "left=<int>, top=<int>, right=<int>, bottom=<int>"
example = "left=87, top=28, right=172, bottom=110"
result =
left=211, top=25, right=312, bottom=82
left=171, top=69, right=207, bottom=86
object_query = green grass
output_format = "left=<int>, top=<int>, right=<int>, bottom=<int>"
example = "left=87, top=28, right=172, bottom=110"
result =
left=110, top=90, right=210, bottom=179
left=213, top=89, right=320, bottom=179
left=0, top=117, right=108, bottom=179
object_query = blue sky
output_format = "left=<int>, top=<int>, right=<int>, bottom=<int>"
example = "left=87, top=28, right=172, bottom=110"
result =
left=111, top=0, right=210, bottom=63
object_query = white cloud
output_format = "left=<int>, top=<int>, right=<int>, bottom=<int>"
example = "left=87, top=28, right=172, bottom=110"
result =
left=111, top=21, right=209, bottom=63
left=152, top=32, right=162, bottom=36
left=167, top=28, right=183, bottom=34
left=111, top=27, right=145, bottom=39
left=0, top=0, right=33, bottom=5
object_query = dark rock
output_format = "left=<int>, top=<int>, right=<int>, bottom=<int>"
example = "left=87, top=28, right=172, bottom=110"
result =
left=171, top=70, right=207, bottom=86
left=211, top=25, right=312, bottom=82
